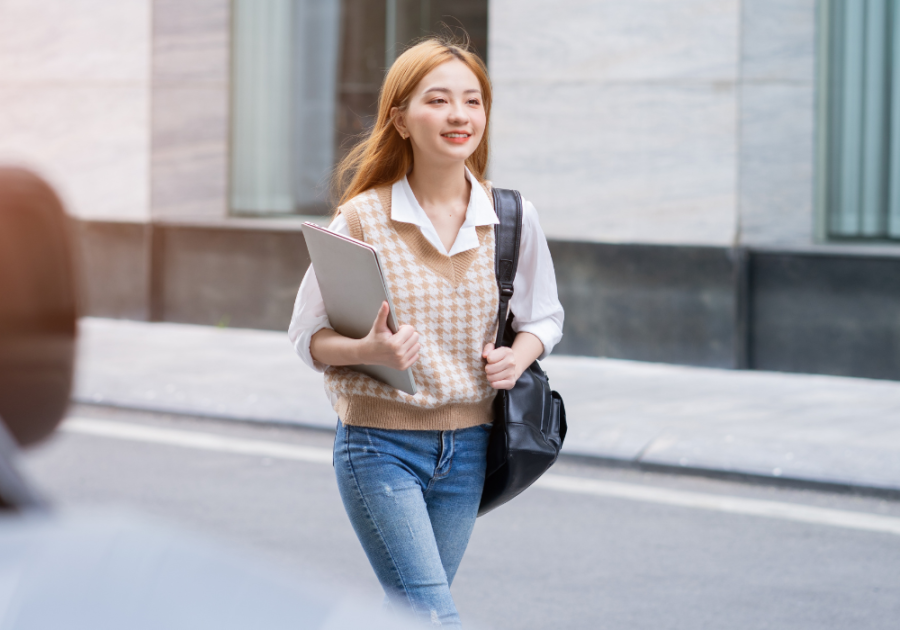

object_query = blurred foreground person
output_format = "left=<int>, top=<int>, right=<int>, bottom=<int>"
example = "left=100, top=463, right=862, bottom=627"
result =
left=0, top=168, right=418, bottom=630
left=289, top=37, right=564, bottom=627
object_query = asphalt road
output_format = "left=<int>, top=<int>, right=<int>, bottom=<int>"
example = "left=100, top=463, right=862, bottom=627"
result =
left=19, top=404, right=900, bottom=630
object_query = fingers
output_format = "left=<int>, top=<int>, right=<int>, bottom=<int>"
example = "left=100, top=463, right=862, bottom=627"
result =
left=486, top=365, right=516, bottom=389
left=372, top=301, right=391, bottom=333
left=399, top=343, right=420, bottom=370
left=484, top=345, right=512, bottom=365
left=393, top=327, right=418, bottom=353
left=484, top=347, right=514, bottom=372
left=484, top=346, right=517, bottom=389
left=393, top=324, right=416, bottom=344
left=389, top=327, right=419, bottom=369
left=485, top=349, right=509, bottom=367
left=398, top=336, right=419, bottom=361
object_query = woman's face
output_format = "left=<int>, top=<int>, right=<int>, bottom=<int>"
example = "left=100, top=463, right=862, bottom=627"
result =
left=393, top=59, right=486, bottom=167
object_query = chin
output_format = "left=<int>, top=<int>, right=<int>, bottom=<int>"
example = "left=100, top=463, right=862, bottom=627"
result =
left=437, top=146, right=477, bottom=163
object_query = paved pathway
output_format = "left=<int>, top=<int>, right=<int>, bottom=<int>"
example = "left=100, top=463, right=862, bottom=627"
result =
left=73, top=318, right=900, bottom=493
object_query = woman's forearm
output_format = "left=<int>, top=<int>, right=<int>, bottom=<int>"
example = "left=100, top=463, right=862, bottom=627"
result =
left=510, top=331, right=544, bottom=379
left=310, top=328, right=366, bottom=366
left=482, top=331, right=545, bottom=390
left=309, top=302, right=421, bottom=370
left=314, top=323, right=542, bottom=379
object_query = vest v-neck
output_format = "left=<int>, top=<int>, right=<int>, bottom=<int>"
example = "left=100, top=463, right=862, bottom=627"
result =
left=375, top=186, right=492, bottom=288
left=391, top=171, right=498, bottom=257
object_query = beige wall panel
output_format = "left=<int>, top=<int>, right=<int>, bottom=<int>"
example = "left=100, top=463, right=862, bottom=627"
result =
left=0, top=0, right=149, bottom=82
left=489, top=0, right=740, bottom=245
left=490, top=83, right=737, bottom=246
left=150, top=0, right=231, bottom=221
left=490, top=0, right=739, bottom=82
left=737, top=0, right=816, bottom=248
left=741, top=0, right=816, bottom=81
left=153, top=0, right=230, bottom=84
left=0, top=86, right=149, bottom=220
left=151, top=87, right=228, bottom=221
left=738, top=84, right=815, bottom=248
left=0, top=0, right=150, bottom=220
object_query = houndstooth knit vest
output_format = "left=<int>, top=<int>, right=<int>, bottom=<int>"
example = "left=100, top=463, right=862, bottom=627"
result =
left=324, top=184, right=500, bottom=431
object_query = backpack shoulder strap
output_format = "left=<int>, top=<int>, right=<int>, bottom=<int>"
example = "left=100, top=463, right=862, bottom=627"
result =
left=492, top=187, right=523, bottom=348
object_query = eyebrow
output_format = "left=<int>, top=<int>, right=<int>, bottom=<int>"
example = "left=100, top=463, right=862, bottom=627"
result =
left=422, top=87, right=482, bottom=95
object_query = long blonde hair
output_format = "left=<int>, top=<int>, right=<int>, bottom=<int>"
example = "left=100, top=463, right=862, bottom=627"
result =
left=333, top=37, right=492, bottom=208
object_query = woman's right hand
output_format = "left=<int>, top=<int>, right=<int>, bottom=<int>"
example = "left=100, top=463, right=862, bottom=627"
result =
left=360, top=302, right=420, bottom=370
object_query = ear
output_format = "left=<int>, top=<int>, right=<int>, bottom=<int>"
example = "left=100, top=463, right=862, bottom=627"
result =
left=390, top=107, right=408, bottom=140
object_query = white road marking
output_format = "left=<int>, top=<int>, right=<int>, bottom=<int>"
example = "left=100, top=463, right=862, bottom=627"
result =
left=534, top=475, right=900, bottom=536
left=63, top=417, right=900, bottom=536
left=63, top=417, right=333, bottom=464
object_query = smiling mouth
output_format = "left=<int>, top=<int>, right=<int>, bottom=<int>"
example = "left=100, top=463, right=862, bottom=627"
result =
left=442, top=133, right=470, bottom=138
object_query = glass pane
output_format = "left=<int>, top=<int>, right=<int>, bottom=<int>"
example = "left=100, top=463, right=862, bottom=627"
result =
left=231, top=0, right=295, bottom=214
left=336, top=0, right=489, bottom=169
left=823, top=0, right=900, bottom=240
left=835, top=0, right=866, bottom=236
left=231, top=1, right=488, bottom=216
left=292, top=1, right=342, bottom=214
left=889, top=1, right=900, bottom=237
left=335, top=0, right=388, bottom=168
left=428, top=0, right=489, bottom=60
left=860, top=0, right=890, bottom=236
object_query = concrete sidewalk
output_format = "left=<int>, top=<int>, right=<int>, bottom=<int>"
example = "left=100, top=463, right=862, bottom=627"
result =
left=73, top=318, right=900, bottom=494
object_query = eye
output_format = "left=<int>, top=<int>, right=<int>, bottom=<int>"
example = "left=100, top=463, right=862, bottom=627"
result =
left=429, top=97, right=447, bottom=104
left=467, top=98, right=481, bottom=106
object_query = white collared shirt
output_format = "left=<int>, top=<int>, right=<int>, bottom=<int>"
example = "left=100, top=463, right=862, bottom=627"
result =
left=288, top=169, right=565, bottom=372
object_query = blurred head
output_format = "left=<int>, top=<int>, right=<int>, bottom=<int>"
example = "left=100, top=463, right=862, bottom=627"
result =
left=0, top=168, right=77, bottom=447
left=334, top=37, right=492, bottom=206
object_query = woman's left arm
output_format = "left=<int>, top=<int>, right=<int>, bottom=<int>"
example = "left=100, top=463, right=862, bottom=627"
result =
left=483, top=331, right=545, bottom=390
left=483, top=199, right=564, bottom=390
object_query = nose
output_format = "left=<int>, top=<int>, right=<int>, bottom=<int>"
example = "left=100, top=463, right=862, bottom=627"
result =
left=447, top=101, right=468, bottom=125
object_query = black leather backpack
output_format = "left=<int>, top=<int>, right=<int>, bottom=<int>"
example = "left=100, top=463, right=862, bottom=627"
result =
left=478, top=188, right=567, bottom=517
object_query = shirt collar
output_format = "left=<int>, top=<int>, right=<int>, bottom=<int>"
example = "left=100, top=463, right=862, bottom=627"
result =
left=391, top=167, right=499, bottom=228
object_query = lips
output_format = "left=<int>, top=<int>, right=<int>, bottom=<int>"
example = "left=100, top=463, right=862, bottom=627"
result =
left=441, top=132, right=471, bottom=144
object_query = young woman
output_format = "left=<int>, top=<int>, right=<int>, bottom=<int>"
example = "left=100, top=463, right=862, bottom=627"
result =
left=288, top=38, right=564, bottom=627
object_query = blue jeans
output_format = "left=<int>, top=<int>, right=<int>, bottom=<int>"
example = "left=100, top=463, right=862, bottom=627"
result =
left=333, top=419, right=491, bottom=628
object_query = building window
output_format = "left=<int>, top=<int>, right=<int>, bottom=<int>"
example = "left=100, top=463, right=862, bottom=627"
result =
left=230, top=0, right=488, bottom=216
left=819, top=0, right=900, bottom=240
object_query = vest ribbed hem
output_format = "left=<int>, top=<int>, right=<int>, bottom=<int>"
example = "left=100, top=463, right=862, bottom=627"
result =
left=336, top=394, right=495, bottom=431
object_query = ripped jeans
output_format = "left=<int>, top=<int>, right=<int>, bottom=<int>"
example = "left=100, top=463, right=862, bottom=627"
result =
left=333, top=419, right=491, bottom=628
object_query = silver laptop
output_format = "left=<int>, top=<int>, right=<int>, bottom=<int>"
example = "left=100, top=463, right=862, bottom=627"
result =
left=302, top=222, right=417, bottom=396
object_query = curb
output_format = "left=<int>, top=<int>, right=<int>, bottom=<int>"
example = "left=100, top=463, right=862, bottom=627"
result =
left=558, top=453, right=900, bottom=501
left=71, top=400, right=900, bottom=502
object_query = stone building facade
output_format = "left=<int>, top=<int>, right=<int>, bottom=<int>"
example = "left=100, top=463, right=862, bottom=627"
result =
left=1, top=0, right=898, bottom=380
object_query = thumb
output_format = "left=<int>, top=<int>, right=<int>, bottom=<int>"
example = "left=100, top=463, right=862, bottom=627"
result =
left=482, top=342, right=494, bottom=359
left=372, top=301, right=391, bottom=334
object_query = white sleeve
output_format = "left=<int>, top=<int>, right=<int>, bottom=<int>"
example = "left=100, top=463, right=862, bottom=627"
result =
left=509, top=199, right=565, bottom=360
left=287, top=215, right=350, bottom=372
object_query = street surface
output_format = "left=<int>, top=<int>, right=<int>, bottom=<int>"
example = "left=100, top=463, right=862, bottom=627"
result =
left=75, top=318, right=900, bottom=493
left=20, top=404, right=900, bottom=630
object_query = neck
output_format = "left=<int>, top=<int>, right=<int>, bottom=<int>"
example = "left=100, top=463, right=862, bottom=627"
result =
left=406, top=158, right=469, bottom=208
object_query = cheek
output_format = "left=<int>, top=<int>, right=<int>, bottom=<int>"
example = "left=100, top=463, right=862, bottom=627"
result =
left=408, top=110, right=444, bottom=137
left=471, top=111, right=487, bottom=137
